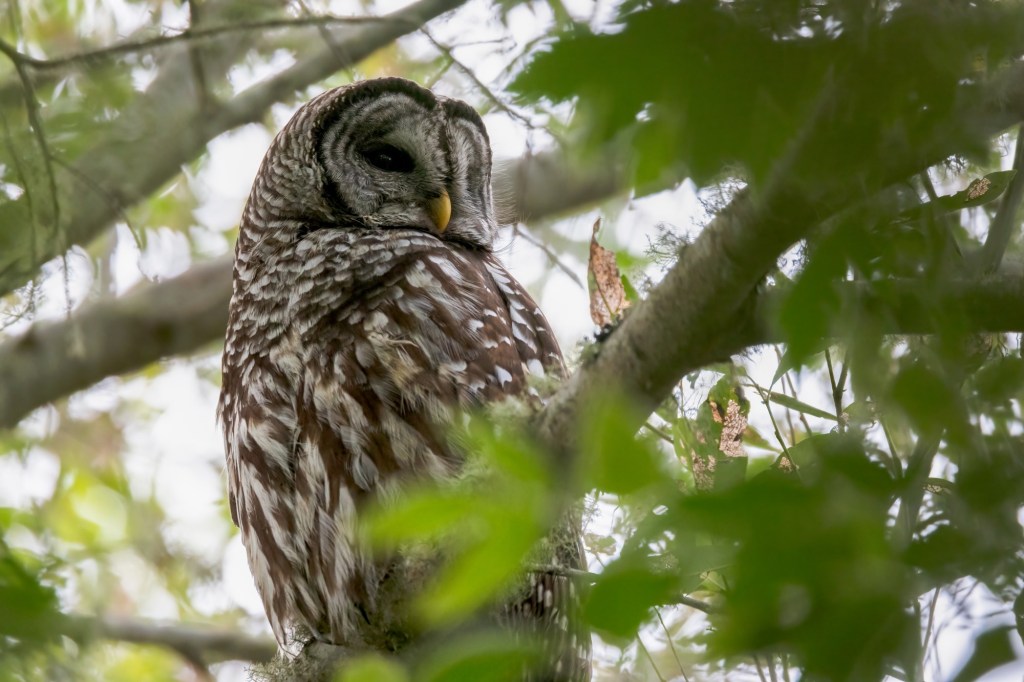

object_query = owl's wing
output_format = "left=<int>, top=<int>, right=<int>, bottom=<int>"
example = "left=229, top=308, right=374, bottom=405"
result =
left=225, top=242, right=588, bottom=675
left=220, top=344, right=305, bottom=646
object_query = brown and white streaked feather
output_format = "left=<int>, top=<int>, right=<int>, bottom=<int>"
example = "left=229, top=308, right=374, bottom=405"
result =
left=219, top=77, right=589, bottom=679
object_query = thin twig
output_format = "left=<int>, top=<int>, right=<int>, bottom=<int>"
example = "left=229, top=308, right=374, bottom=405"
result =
left=824, top=346, right=847, bottom=429
left=782, top=371, right=812, bottom=436
left=47, top=155, right=144, bottom=253
left=922, top=587, right=940, bottom=678
left=525, top=564, right=720, bottom=613
left=643, top=420, right=674, bottom=444
left=654, top=608, right=689, bottom=682
left=0, top=14, right=400, bottom=72
left=638, top=636, right=667, bottom=682
left=512, top=223, right=585, bottom=289
left=754, top=655, right=770, bottom=682
left=892, top=432, right=942, bottom=552
left=0, top=38, right=61, bottom=248
left=879, top=418, right=903, bottom=478
left=63, top=614, right=277, bottom=664
left=749, top=382, right=792, bottom=457
left=421, top=28, right=537, bottom=129
left=184, top=0, right=211, bottom=113
left=293, top=0, right=358, bottom=81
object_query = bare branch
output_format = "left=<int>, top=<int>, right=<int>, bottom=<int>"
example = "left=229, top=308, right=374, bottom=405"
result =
left=493, top=150, right=626, bottom=225
left=64, top=614, right=276, bottom=664
left=1, top=14, right=404, bottom=72
left=0, top=257, right=231, bottom=428
left=0, top=0, right=470, bottom=300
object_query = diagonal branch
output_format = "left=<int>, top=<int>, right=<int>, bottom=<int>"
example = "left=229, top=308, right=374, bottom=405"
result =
left=0, top=257, right=231, bottom=428
left=532, top=59, right=1024, bottom=457
left=3, top=14, right=404, bottom=72
left=63, top=614, right=277, bottom=664
left=0, top=0, right=470, bottom=300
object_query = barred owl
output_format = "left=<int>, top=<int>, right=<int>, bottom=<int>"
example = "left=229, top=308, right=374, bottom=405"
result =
left=218, top=78, right=590, bottom=679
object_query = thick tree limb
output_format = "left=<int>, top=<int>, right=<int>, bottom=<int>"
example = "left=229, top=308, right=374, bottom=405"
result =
left=0, top=0, right=469, bottom=300
left=494, top=151, right=625, bottom=225
left=64, top=614, right=277, bottom=664
left=0, top=258, right=231, bottom=427
left=533, top=60, right=1024, bottom=456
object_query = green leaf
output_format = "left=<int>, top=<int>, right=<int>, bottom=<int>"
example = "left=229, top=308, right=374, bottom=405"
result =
left=418, top=632, right=539, bottom=682
left=416, top=503, right=542, bottom=625
left=741, top=426, right=779, bottom=453
left=579, top=394, right=666, bottom=495
left=464, top=419, right=549, bottom=485
left=364, top=490, right=483, bottom=547
left=584, top=563, right=678, bottom=640
left=620, top=273, right=641, bottom=305
left=767, top=391, right=837, bottom=421
left=512, top=2, right=1019, bottom=189
left=889, top=362, right=964, bottom=439
left=771, top=349, right=822, bottom=387
left=337, top=655, right=409, bottom=682
left=0, top=548, right=60, bottom=648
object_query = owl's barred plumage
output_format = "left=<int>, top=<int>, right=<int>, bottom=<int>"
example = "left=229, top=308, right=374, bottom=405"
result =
left=219, top=78, right=590, bottom=679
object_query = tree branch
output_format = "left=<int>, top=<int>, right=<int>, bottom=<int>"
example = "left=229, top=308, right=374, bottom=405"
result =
left=1, top=14, right=404, bottom=72
left=63, top=614, right=277, bottom=664
left=0, top=257, right=231, bottom=428
left=532, top=60, right=1024, bottom=457
left=0, top=0, right=470, bottom=300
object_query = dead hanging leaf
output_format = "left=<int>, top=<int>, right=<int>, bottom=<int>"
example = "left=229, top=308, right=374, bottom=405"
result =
left=588, top=218, right=631, bottom=327
left=710, top=398, right=748, bottom=459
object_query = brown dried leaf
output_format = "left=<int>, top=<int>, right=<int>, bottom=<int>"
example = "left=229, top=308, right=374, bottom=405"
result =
left=588, top=218, right=631, bottom=327
left=710, top=399, right=747, bottom=459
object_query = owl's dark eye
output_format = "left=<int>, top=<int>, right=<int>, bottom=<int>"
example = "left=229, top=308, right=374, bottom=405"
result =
left=360, top=143, right=415, bottom=173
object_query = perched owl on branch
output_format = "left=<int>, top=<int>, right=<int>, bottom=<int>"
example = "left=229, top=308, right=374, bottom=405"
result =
left=219, top=78, right=589, bottom=679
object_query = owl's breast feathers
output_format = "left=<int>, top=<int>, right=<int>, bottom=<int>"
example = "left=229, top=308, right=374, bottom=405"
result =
left=220, top=229, right=568, bottom=646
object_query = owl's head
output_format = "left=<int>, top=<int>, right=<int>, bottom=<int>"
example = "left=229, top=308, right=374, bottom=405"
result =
left=243, top=78, right=497, bottom=249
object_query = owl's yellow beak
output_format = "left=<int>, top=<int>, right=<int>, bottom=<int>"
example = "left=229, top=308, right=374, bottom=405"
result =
left=426, top=191, right=451, bottom=233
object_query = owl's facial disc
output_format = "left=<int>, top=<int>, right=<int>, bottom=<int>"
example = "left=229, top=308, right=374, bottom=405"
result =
left=317, top=79, right=497, bottom=247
